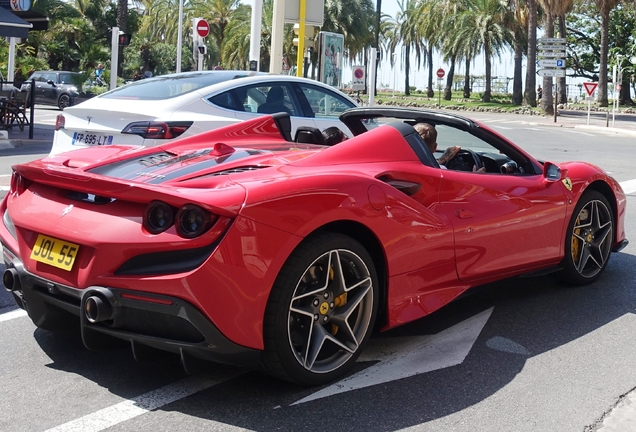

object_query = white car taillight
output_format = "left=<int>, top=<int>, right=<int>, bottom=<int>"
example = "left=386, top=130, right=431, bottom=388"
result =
left=55, top=114, right=65, bottom=131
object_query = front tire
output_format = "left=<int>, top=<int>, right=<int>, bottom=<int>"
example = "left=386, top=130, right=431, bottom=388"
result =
left=58, top=94, right=71, bottom=110
left=260, top=233, right=378, bottom=385
left=557, top=190, right=614, bottom=285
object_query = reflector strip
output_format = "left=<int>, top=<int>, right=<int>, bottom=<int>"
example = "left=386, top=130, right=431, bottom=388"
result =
left=121, top=292, right=173, bottom=305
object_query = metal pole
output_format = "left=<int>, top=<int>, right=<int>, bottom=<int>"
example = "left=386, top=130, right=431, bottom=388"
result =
left=374, top=0, right=381, bottom=95
left=110, top=27, right=119, bottom=90
left=176, top=0, right=183, bottom=73
left=270, top=0, right=286, bottom=74
left=249, top=0, right=263, bottom=71
left=554, top=83, right=557, bottom=123
left=296, top=0, right=306, bottom=77
left=392, top=53, right=396, bottom=97
left=7, top=38, right=15, bottom=82
left=368, top=48, right=377, bottom=106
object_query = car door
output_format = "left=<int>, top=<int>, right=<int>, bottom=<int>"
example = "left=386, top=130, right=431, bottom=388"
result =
left=40, top=72, right=59, bottom=104
left=435, top=125, right=568, bottom=281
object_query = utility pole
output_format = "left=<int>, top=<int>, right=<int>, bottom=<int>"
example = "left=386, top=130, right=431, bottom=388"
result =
left=374, top=0, right=381, bottom=95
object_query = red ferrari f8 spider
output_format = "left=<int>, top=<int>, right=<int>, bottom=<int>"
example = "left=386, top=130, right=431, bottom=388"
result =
left=1, top=108, right=627, bottom=385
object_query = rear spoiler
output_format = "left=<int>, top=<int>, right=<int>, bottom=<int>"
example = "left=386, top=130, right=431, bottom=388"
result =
left=13, top=162, right=246, bottom=218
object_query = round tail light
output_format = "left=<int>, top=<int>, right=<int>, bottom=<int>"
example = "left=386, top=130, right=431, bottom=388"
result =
left=176, top=205, right=213, bottom=238
left=143, top=201, right=175, bottom=234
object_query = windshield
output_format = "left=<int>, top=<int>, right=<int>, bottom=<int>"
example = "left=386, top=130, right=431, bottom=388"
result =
left=100, top=72, right=259, bottom=100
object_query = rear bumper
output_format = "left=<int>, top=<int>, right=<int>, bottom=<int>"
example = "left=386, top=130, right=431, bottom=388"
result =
left=3, top=245, right=260, bottom=370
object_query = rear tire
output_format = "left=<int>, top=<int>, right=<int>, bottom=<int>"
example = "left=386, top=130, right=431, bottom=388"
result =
left=260, top=233, right=378, bottom=385
left=556, top=190, right=613, bottom=285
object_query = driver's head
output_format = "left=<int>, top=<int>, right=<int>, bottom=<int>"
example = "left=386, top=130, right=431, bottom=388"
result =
left=413, top=122, right=437, bottom=153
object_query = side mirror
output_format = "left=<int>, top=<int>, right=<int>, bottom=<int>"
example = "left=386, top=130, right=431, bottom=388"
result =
left=543, top=161, right=568, bottom=182
left=47, top=80, right=55, bottom=86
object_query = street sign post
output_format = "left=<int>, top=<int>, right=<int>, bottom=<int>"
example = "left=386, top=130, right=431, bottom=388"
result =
left=436, top=69, right=444, bottom=105
left=538, top=37, right=566, bottom=43
left=537, top=69, right=565, bottom=77
left=537, top=59, right=565, bottom=68
left=583, top=82, right=598, bottom=97
left=196, top=19, right=209, bottom=38
left=537, top=37, right=566, bottom=123
left=582, top=82, right=598, bottom=125
left=352, top=66, right=365, bottom=91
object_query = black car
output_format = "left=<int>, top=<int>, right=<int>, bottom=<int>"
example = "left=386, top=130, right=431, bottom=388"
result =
left=21, top=70, right=82, bottom=110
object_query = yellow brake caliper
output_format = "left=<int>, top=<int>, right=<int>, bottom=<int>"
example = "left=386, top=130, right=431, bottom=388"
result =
left=572, top=216, right=581, bottom=262
left=329, top=266, right=348, bottom=335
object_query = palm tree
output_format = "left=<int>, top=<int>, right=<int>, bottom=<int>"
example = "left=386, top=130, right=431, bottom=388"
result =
left=454, top=0, right=513, bottom=102
left=524, top=0, right=538, bottom=106
left=508, top=0, right=528, bottom=105
left=594, top=0, right=621, bottom=106
left=389, top=0, right=427, bottom=96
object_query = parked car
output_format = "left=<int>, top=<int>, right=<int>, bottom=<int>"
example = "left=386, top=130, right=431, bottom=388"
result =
left=1, top=108, right=627, bottom=385
left=51, top=71, right=358, bottom=155
left=20, top=70, right=82, bottom=110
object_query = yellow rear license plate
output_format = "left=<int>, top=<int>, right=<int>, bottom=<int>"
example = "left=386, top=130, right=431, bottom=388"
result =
left=30, top=234, right=80, bottom=271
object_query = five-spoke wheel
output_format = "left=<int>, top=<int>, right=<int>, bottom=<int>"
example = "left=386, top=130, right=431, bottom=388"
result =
left=558, top=190, right=614, bottom=285
left=261, top=233, right=378, bottom=385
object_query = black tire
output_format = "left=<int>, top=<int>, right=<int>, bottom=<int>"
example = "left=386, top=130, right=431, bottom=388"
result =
left=260, top=233, right=378, bottom=385
left=556, top=190, right=614, bottom=285
left=58, top=94, right=71, bottom=110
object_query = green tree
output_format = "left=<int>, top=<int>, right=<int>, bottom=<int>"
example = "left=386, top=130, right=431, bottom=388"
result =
left=389, top=0, right=427, bottom=96
left=594, top=0, right=623, bottom=106
left=454, top=0, right=513, bottom=102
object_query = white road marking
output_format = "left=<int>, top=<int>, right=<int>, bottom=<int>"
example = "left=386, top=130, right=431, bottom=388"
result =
left=490, top=125, right=513, bottom=130
left=0, top=308, right=27, bottom=322
left=292, top=307, right=493, bottom=405
left=45, top=369, right=245, bottom=432
left=564, top=130, right=594, bottom=136
left=620, top=179, right=636, bottom=195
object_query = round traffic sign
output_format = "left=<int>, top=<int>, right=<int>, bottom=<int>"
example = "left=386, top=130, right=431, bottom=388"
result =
left=196, top=19, right=210, bottom=38
left=354, top=68, right=364, bottom=79
left=436, top=68, right=445, bottom=79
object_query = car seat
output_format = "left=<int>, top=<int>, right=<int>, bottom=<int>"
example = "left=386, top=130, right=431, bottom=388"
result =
left=257, top=86, right=292, bottom=115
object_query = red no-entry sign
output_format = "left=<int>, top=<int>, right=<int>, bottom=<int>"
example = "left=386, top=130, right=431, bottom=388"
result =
left=196, top=19, right=210, bottom=38
left=436, top=68, right=445, bottom=79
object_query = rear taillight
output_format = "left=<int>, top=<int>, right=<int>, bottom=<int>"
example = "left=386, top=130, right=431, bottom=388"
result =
left=55, top=114, right=65, bottom=131
left=122, top=121, right=193, bottom=139
left=143, top=201, right=175, bottom=234
left=175, top=205, right=215, bottom=239
left=143, top=201, right=216, bottom=238
left=9, top=171, right=30, bottom=196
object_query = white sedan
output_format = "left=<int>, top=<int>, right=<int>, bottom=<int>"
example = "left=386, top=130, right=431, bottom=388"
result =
left=51, top=71, right=359, bottom=155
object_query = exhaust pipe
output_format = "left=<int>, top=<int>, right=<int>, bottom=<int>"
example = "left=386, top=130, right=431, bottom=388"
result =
left=3, top=268, right=21, bottom=292
left=84, top=295, right=114, bottom=323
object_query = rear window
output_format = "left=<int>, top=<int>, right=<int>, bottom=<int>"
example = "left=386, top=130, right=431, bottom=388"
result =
left=100, top=72, right=258, bottom=100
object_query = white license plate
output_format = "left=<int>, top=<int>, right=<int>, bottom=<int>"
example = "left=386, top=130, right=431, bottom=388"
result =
left=72, top=132, right=114, bottom=146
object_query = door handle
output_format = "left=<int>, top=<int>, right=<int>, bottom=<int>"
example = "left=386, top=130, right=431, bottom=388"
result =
left=456, top=209, right=474, bottom=219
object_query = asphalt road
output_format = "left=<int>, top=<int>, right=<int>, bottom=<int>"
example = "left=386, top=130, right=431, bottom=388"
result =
left=0, top=112, right=635, bottom=431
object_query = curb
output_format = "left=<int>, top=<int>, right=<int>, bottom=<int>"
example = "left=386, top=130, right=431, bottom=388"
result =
left=573, top=124, right=636, bottom=137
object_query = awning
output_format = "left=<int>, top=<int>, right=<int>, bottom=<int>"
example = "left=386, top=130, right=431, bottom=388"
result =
left=14, top=10, right=49, bottom=31
left=0, top=8, right=31, bottom=38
